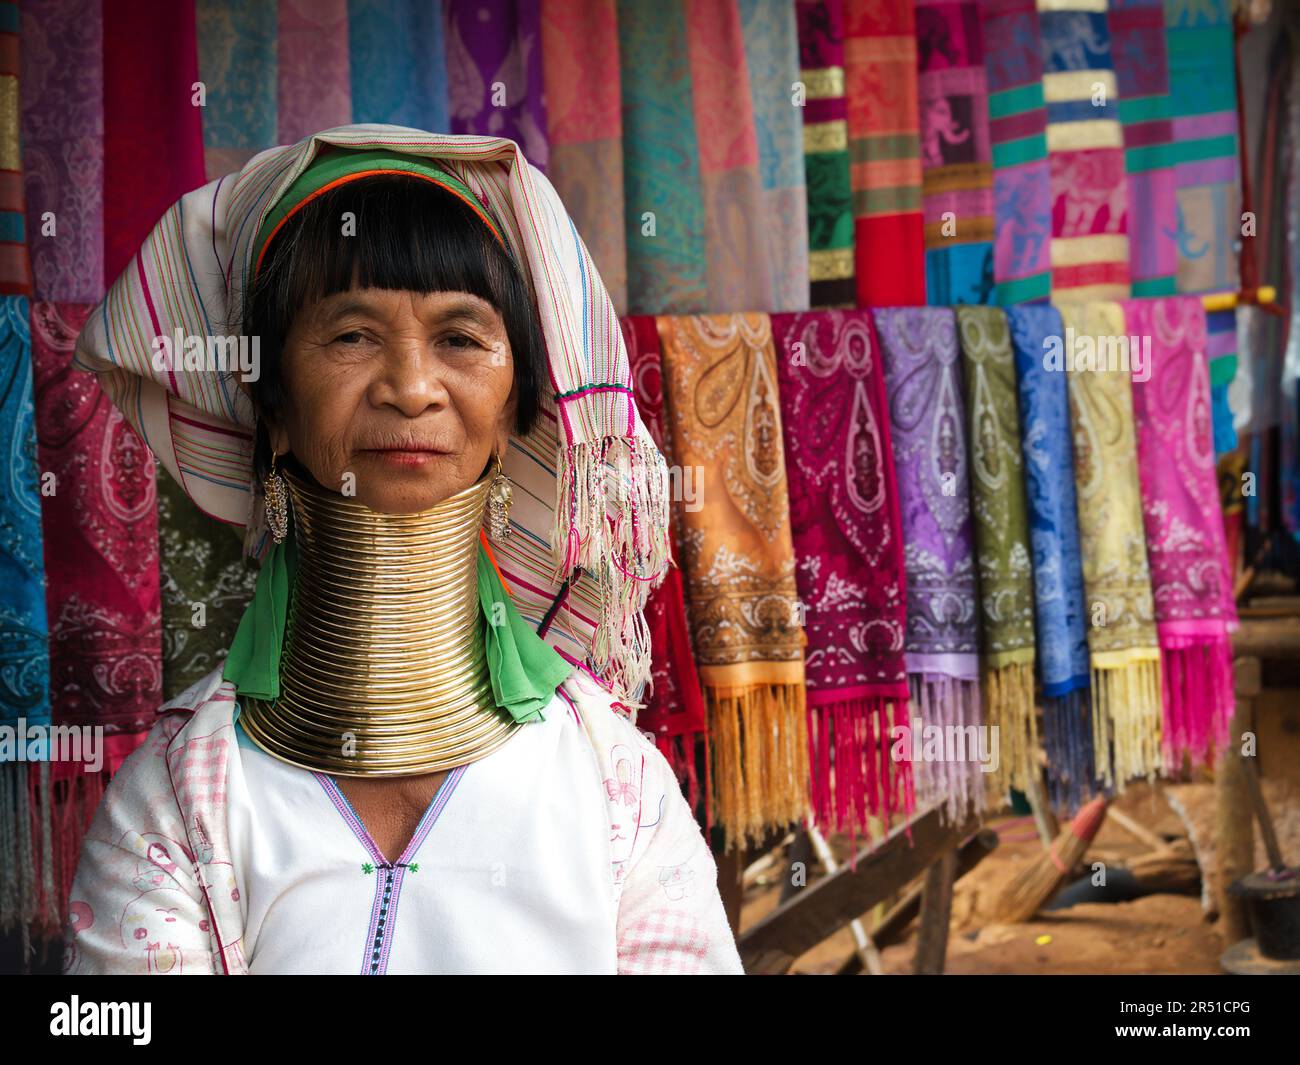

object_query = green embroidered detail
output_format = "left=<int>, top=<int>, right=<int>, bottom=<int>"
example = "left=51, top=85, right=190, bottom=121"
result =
left=362, top=862, right=374, bottom=875
left=408, top=863, right=420, bottom=873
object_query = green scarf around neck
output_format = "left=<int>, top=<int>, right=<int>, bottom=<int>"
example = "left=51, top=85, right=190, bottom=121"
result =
left=222, top=531, right=572, bottom=725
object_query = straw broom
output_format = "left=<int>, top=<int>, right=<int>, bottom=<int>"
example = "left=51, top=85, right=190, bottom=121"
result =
left=994, top=796, right=1110, bottom=922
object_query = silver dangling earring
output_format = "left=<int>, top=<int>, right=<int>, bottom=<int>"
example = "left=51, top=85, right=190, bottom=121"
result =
left=487, top=450, right=513, bottom=543
left=265, top=451, right=289, bottom=544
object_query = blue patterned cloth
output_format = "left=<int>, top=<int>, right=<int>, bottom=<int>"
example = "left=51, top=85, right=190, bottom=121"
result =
left=1007, top=304, right=1089, bottom=696
left=0, top=296, right=50, bottom=732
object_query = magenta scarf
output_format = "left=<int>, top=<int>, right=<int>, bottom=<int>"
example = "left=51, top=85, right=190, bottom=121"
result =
left=1126, top=297, right=1237, bottom=771
left=772, top=311, right=914, bottom=840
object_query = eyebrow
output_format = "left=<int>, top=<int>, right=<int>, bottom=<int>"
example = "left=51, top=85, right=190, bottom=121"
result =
left=312, top=294, right=498, bottom=330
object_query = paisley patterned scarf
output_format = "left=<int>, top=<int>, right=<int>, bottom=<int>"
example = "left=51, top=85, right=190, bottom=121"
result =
left=657, top=313, right=809, bottom=852
left=771, top=310, right=913, bottom=840
left=876, top=308, right=984, bottom=823
left=621, top=315, right=709, bottom=814
left=1008, top=304, right=1099, bottom=812
left=1125, top=296, right=1236, bottom=772
left=955, top=307, right=1037, bottom=801
left=916, top=0, right=995, bottom=305
left=1059, top=301, right=1162, bottom=787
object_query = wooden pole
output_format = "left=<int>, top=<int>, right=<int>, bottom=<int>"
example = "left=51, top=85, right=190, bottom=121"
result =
left=913, top=849, right=958, bottom=974
left=1215, top=656, right=1258, bottom=943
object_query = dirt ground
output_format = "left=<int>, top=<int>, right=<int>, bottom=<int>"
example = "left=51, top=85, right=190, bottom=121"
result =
left=740, top=783, right=1230, bottom=975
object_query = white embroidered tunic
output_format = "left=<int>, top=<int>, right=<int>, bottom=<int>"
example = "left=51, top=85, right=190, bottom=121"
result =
left=63, top=667, right=744, bottom=976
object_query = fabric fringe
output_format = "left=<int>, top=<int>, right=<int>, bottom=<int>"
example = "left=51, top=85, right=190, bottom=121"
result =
left=554, top=433, right=672, bottom=701
left=28, top=765, right=108, bottom=944
left=1090, top=657, right=1163, bottom=790
left=982, top=660, right=1039, bottom=803
left=1160, top=636, right=1233, bottom=774
left=656, top=730, right=705, bottom=815
left=707, top=682, right=809, bottom=853
left=1042, top=688, right=1101, bottom=815
left=0, top=761, right=58, bottom=957
left=909, top=674, right=986, bottom=825
left=807, top=694, right=914, bottom=844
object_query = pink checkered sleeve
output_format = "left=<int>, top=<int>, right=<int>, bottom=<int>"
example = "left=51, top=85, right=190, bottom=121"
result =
left=615, top=739, right=744, bottom=975
left=62, top=716, right=218, bottom=975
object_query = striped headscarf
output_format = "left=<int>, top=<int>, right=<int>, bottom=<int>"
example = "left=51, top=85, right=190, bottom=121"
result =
left=71, top=124, right=671, bottom=702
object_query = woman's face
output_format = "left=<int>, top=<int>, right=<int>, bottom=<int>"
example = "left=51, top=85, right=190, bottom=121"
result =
left=265, top=287, right=516, bottom=513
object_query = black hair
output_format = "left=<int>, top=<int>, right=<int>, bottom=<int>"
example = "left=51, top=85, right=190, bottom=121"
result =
left=237, top=173, right=547, bottom=481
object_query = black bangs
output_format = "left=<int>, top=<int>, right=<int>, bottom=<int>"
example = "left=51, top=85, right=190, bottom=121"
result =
left=239, top=173, right=547, bottom=480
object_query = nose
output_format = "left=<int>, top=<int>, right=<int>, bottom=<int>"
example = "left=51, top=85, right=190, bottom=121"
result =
left=367, top=331, right=449, bottom=417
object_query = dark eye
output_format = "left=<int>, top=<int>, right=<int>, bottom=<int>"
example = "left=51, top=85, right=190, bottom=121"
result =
left=443, top=332, right=480, bottom=350
left=333, top=331, right=365, bottom=345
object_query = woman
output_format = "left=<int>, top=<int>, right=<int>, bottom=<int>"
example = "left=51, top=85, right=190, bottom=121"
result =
left=62, top=126, right=743, bottom=975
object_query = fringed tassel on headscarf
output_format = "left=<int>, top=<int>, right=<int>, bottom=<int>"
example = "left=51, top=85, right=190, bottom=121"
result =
left=1042, top=688, right=1101, bottom=814
left=807, top=694, right=914, bottom=844
left=707, top=682, right=810, bottom=853
left=1090, top=654, right=1163, bottom=790
left=909, top=674, right=985, bottom=825
left=555, top=433, right=672, bottom=702
left=1159, top=633, right=1234, bottom=775
left=982, top=657, right=1038, bottom=802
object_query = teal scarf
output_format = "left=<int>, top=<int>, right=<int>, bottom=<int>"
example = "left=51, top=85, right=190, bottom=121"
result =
left=222, top=533, right=571, bottom=724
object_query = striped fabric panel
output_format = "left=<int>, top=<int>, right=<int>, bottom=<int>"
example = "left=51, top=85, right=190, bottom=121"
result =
left=797, top=0, right=856, bottom=308
left=1038, top=0, right=1131, bottom=300
left=916, top=0, right=995, bottom=305
left=844, top=0, right=926, bottom=306
left=0, top=3, right=26, bottom=296
left=1111, top=0, right=1177, bottom=297
left=982, top=0, right=1052, bottom=305
left=1164, top=0, right=1240, bottom=453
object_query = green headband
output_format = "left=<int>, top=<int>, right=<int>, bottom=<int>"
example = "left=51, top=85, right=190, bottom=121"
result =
left=252, top=146, right=508, bottom=276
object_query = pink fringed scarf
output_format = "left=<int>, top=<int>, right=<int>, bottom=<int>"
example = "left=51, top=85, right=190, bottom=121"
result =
left=771, top=311, right=914, bottom=840
left=1126, top=297, right=1237, bottom=771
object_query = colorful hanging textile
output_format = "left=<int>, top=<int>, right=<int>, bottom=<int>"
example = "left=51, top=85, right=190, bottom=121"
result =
left=1007, top=304, right=1098, bottom=812
left=541, top=0, right=627, bottom=314
left=657, top=313, right=809, bottom=851
left=620, top=315, right=709, bottom=813
left=277, top=0, right=352, bottom=147
left=1110, top=0, right=1177, bottom=297
left=618, top=0, right=707, bottom=313
left=1125, top=296, right=1236, bottom=771
left=103, top=0, right=205, bottom=283
left=981, top=0, right=1051, bottom=305
left=444, top=0, right=549, bottom=170
left=875, top=307, right=984, bottom=823
left=0, top=4, right=29, bottom=296
left=195, top=0, right=278, bottom=179
left=843, top=0, right=926, bottom=306
left=20, top=0, right=103, bottom=301
left=158, top=474, right=257, bottom=701
left=1059, top=301, right=1162, bottom=787
left=348, top=0, right=449, bottom=133
left=1038, top=0, right=1130, bottom=299
left=0, top=295, right=52, bottom=937
left=771, top=310, right=913, bottom=839
left=796, top=0, right=856, bottom=307
left=738, top=0, right=810, bottom=313
left=32, top=301, right=162, bottom=927
left=955, top=307, right=1037, bottom=800
left=916, top=0, right=995, bottom=305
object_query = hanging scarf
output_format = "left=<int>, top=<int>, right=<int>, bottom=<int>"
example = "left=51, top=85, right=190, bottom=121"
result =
left=1125, top=296, right=1236, bottom=771
left=1007, top=304, right=1098, bottom=812
left=621, top=315, right=709, bottom=812
left=771, top=310, right=913, bottom=840
left=1059, top=301, right=1162, bottom=787
left=1109, top=0, right=1177, bottom=297
left=955, top=306, right=1037, bottom=801
left=795, top=0, right=856, bottom=307
left=347, top=0, right=449, bottom=134
left=916, top=0, right=995, bottom=305
left=0, top=296, right=53, bottom=938
left=1037, top=0, right=1131, bottom=299
left=33, top=299, right=162, bottom=927
left=875, top=308, right=984, bottom=823
left=656, top=313, right=809, bottom=852
left=981, top=0, right=1052, bottom=305
left=71, top=125, right=672, bottom=705
left=843, top=0, right=926, bottom=306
